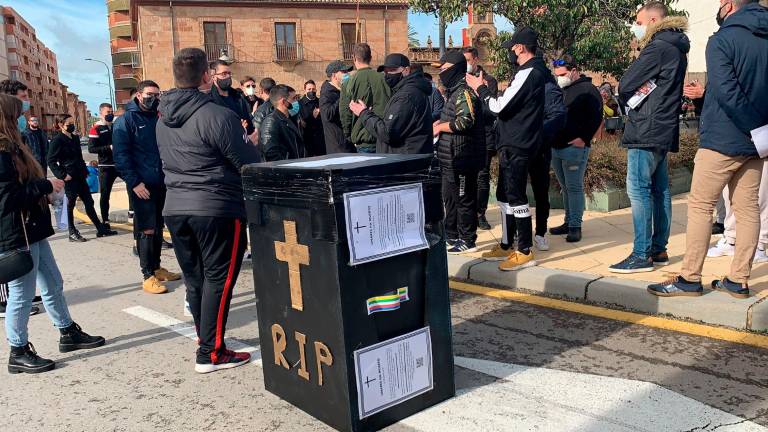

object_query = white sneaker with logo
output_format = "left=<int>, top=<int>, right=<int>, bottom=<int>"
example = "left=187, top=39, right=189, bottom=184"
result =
left=534, top=235, right=550, bottom=251
left=754, top=247, right=768, bottom=264
left=707, top=237, right=735, bottom=258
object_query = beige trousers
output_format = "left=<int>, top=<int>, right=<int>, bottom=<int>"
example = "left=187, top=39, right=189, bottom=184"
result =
left=681, top=149, right=763, bottom=284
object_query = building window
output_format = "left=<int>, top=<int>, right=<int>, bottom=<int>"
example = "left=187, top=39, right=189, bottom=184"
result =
left=6, top=16, right=14, bottom=25
left=341, top=23, right=363, bottom=60
left=274, top=22, right=298, bottom=61
left=203, top=21, right=228, bottom=62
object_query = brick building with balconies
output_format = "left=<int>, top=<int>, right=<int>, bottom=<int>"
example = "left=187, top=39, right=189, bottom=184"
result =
left=107, top=0, right=408, bottom=106
left=2, top=6, right=66, bottom=131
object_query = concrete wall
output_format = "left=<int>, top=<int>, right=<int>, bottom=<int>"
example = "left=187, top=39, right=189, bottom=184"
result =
left=675, top=0, right=719, bottom=73
left=136, top=4, right=408, bottom=92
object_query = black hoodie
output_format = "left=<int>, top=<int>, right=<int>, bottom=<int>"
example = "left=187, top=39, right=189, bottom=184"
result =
left=156, top=88, right=261, bottom=219
left=358, top=71, right=434, bottom=154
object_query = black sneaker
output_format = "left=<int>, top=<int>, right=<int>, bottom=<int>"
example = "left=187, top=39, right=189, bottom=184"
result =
left=132, top=245, right=139, bottom=257
left=0, top=303, right=39, bottom=319
left=103, top=221, right=112, bottom=231
left=447, top=240, right=478, bottom=255
left=477, top=214, right=492, bottom=230
left=652, top=251, right=670, bottom=266
left=446, top=238, right=459, bottom=249
left=647, top=275, right=703, bottom=297
left=32, top=296, right=42, bottom=306
left=566, top=227, right=582, bottom=243
left=609, top=254, right=654, bottom=274
left=59, top=323, right=106, bottom=353
left=195, top=348, right=251, bottom=374
left=162, top=240, right=173, bottom=249
left=128, top=211, right=134, bottom=219
left=712, top=222, right=725, bottom=235
left=711, top=277, right=750, bottom=299
left=8, top=342, right=55, bottom=374
left=549, top=223, right=569, bottom=236
left=69, top=232, right=87, bottom=243
left=97, top=229, right=118, bottom=238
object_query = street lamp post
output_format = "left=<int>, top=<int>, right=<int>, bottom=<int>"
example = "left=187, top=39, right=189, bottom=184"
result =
left=85, top=58, right=114, bottom=108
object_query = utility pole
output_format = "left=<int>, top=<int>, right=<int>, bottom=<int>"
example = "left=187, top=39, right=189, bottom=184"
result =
left=438, top=13, right=446, bottom=58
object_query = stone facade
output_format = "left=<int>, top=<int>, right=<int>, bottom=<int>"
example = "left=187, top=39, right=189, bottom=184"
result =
left=132, top=1, right=408, bottom=93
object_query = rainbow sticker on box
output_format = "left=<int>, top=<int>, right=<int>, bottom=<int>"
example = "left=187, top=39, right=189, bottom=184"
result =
left=366, top=287, right=409, bottom=315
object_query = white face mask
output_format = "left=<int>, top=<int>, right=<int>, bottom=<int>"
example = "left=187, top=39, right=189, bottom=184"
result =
left=466, top=63, right=475, bottom=74
left=244, top=87, right=256, bottom=96
left=557, top=75, right=573, bottom=89
left=630, top=23, right=647, bottom=40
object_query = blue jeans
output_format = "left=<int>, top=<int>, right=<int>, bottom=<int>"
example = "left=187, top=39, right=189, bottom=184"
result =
left=357, top=146, right=376, bottom=154
left=552, top=146, right=591, bottom=228
left=626, top=149, right=672, bottom=258
left=4, top=239, right=73, bottom=347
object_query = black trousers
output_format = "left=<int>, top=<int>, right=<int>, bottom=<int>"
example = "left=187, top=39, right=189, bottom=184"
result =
left=496, top=148, right=533, bottom=252
left=443, top=169, right=479, bottom=244
left=166, top=216, right=247, bottom=358
left=132, top=184, right=166, bottom=279
left=477, top=148, right=497, bottom=215
left=98, top=166, right=118, bottom=222
left=65, top=177, right=103, bottom=235
left=528, top=146, right=552, bottom=237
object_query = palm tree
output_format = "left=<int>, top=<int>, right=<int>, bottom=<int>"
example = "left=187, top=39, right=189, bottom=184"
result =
left=408, top=24, right=420, bottom=47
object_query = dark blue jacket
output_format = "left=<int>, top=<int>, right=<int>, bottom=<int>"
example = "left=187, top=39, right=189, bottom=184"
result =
left=429, top=86, right=445, bottom=122
left=700, top=3, right=768, bottom=157
left=113, top=99, right=163, bottom=188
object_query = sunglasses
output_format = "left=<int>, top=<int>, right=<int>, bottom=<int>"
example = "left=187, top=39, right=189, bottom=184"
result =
left=552, top=59, right=568, bottom=67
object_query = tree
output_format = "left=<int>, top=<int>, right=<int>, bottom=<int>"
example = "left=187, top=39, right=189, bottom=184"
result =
left=409, top=0, right=681, bottom=80
left=408, top=24, right=420, bottom=47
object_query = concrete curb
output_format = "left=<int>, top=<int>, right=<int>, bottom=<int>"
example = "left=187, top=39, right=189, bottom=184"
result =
left=447, top=255, right=768, bottom=332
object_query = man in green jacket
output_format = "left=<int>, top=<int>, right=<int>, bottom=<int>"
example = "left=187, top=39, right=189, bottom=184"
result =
left=339, top=43, right=391, bottom=153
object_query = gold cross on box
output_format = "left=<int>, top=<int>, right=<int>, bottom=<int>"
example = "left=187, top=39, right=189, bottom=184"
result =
left=275, top=220, right=310, bottom=311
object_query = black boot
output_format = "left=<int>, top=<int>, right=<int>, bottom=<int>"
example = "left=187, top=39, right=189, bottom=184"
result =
left=566, top=227, right=582, bottom=243
left=69, top=231, right=87, bottom=243
left=549, top=223, right=568, bottom=236
left=477, top=213, right=492, bottom=230
left=59, top=323, right=106, bottom=353
left=8, top=342, right=55, bottom=374
left=96, top=226, right=118, bottom=238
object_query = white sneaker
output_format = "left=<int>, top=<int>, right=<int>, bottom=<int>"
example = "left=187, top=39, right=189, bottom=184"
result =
left=184, top=300, right=192, bottom=317
left=534, top=235, right=550, bottom=251
left=754, top=247, right=768, bottom=264
left=707, top=237, right=735, bottom=257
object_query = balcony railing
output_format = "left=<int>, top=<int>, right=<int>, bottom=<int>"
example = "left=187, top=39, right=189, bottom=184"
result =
left=130, top=52, right=141, bottom=68
left=273, top=43, right=303, bottom=63
left=204, top=43, right=235, bottom=62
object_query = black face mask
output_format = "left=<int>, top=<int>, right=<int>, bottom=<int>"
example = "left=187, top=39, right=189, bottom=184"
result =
left=65, top=124, right=75, bottom=133
left=439, top=62, right=466, bottom=89
left=716, top=2, right=732, bottom=26
left=306, top=91, right=317, bottom=99
left=140, top=95, right=159, bottom=111
left=384, top=73, right=403, bottom=89
left=507, top=48, right=519, bottom=68
left=217, top=77, right=232, bottom=91
left=105, top=113, right=115, bottom=123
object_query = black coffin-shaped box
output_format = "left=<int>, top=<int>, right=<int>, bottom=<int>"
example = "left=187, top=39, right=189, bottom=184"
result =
left=242, top=154, right=455, bottom=431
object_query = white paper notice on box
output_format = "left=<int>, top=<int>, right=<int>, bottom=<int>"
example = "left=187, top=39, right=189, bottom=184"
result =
left=354, top=327, right=434, bottom=419
left=343, top=183, right=429, bottom=266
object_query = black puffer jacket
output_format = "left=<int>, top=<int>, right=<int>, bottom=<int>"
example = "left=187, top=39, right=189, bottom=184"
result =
left=47, top=132, right=88, bottom=180
left=437, top=79, right=485, bottom=173
left=320, top=80, right=355, bottom=154
left=359, top=71, right=433, bottom=155
left=619, top=16, right=690, bottom=153
left=261, top=109, right=306, bottom=161
left=0, top=146, right=54, bottom=253
left=156, top=88, right=261, bottom=219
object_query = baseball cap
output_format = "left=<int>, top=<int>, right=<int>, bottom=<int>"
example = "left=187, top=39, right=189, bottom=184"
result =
left=325, top=60, right=353, bottom=75
left=431, top=50, right=466, bottom=68
left=501, top=27, right=539, bottom=49
left=381, top=53, right=410, bottom=69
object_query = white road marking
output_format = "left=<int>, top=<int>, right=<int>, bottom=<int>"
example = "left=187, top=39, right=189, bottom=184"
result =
left=400, top=356, right=767, bottom=432
left=123, top=306, right=764, bottom=431
left=123, top=305, right=262, bottom=365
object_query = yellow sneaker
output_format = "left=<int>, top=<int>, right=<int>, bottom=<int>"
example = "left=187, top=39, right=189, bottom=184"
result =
left=143, top=276, right=168, bottom=294
left=499, top=251, right=537, bottom=272
left=482, top=244, right=513, bottom=261
left=155, top=268, right=181, bottom=282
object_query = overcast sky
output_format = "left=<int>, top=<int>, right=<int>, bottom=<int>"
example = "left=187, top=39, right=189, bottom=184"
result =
left=4, top=0, right=513, bottom=111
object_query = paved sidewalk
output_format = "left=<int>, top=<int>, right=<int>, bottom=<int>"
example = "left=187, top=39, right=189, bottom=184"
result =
left=90, top=185, right=768, bottom=331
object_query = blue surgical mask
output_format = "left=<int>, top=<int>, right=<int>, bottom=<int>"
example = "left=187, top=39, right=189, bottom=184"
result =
left=289, top=101, right=300, bottom=117
left=342, top=73, right=350, bottom=85
left=21, top=100, right=30, bottom=113
left=17, top=115, right=27, bottom=132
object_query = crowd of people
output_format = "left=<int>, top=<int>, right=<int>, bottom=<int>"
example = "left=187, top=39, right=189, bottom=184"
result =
left=0, top=0, right=766, bottom=375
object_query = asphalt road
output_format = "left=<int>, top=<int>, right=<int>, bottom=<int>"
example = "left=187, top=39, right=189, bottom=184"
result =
left=0, top=226, right=766, bottom=431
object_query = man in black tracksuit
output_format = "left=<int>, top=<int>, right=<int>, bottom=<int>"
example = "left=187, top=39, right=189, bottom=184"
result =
left=349, top=53, right=433, bottom=155
left=434, top=50, right=486, bottom=254
left=156, top=48, right=260, bottom=374
left=467, top=27, right=546, bottom=271
left=88, top=103, right=118, bottom=225
left=320, top=60, right=355, bottom=154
